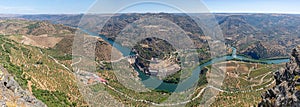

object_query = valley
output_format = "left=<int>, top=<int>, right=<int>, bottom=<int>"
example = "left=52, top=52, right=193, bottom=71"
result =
left=0, top=13, right=298, bottom=106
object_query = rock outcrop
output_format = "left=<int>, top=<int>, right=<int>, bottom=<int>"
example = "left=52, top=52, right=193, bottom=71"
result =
left=0, top=68, right=46, bottom=107
left=259, top=46, right=300, bottom=106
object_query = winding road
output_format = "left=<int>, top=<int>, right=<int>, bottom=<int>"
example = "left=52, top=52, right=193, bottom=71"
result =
left=101, top=79, right=275, bottom=106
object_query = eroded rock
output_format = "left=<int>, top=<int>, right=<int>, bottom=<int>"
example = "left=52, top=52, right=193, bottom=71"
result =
left=259, top=46, right=300, bottom=106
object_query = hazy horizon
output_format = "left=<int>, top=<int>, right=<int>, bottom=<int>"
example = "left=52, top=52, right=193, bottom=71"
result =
left=1, top=12, right=300, bottom=15
left=0, top=0, right=299, bottom=14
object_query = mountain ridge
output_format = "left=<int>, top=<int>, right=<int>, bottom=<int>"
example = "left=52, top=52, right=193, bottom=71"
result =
left=8, top=13, right=300, bottom=59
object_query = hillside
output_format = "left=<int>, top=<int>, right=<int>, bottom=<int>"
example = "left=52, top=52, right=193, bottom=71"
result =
left=0, top=13, right=298, bottom=106
left=0, top=65, right=46, bottom=107
left=260, top=46, right=300, bottom=106
left=0, top=20, right=75, bottom=36
left=0, top=34, right=84, bottom=106
left=0, top=19, right=122, bottom=106
left=14, top=13, right=300, bottom=59
left=240, top=41, right=286, bottom=59
left=0, top=20, right=75, bottom=48
left=0, top=19, right=121, bottom=61
left=216, top=14, right=300, bottom=59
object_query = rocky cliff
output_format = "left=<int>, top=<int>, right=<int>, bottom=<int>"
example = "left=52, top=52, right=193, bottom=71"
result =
left=0, top=67, right=46, bottom=107
left=259, top=46, right=300, bottom=106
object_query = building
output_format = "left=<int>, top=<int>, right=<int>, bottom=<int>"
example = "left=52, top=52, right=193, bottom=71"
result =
left=148, top=69, right=158, bottom=76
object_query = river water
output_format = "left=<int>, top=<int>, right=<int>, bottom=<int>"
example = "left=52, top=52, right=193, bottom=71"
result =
left=81, top=29, right=290, bottom=92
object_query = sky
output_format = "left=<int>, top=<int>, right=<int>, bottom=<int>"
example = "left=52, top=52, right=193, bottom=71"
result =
left=0, top=0, right=299, bottom=14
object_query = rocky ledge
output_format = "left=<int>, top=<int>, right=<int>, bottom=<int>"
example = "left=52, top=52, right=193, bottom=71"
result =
left=0, top=67, right=46, bottom=107
left=259, top=46, right=300, bottom=106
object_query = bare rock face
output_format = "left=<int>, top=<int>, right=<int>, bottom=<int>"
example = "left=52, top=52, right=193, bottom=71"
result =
left=259, top=46, right=300, bottom=107
left=0, top=74, right=46, bottom=107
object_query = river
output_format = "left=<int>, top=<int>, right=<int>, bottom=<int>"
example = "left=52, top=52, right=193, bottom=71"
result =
left=80, top=29, right=289, bottom=92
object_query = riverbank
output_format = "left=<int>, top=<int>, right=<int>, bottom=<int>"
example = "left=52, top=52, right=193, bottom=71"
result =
left=79, top=28, right=290, bottom=92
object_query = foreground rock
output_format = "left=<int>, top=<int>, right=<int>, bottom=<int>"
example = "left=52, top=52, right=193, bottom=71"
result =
left=259, top=46, right=300, bottom=106
left=0, top=66, right=46, bottom=107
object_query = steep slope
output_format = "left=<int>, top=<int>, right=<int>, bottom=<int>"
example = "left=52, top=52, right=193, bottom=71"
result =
left=0, top=19, right=121, bottom=61
left=0, top=66, right=46, bottom=107
left=240, top=41, right=286, bottom=59
left=218, top=15, right=258, bottom=38
left=0, top=35, right=84, bottom=106
left=0, top=19, right=123, bottom=106
left=259, top=46, right=300, bottom=106
left=10, top=13, right=300, bottom=59
left=0, top=20, right=75, bottom=36
left=0, top=20, right=75, bottom=48
left=54, top=34, right=122, bottom=61
left=12, top=13, right=300, bottom=59
left=216, top=14, right=300, bottom=59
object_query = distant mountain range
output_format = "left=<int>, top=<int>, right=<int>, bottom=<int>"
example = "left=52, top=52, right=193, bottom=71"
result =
left=3, top=13, right=300, bottom=59
left=1, top=13, right=300, bottom=106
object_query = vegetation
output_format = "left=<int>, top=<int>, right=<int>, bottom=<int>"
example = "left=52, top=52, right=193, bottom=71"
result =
left=0, top=34, right=85, bottom=106
left=26, top=23, right=39, bottom=33
left=0, top=14, right=295, bottom=106
left=32, top=85, right=76, bottom=107
left=162, top=58, right=210, bottom=84
left=43, top=48, right=72, bottom=61
left=197, top=69, right=208, bottom=86
left=210, top=90, right=268, bottom=107
left=0, top=36, right=28, bottom=89
left=100, top=62, right=112, bottom=70
left=5, top=63, right=29, bottom=89
left=162, top=70, right=182, bottom=84
left=98, top=70, right=171, bottom=104
left=133, top=37, right=176, bottom=69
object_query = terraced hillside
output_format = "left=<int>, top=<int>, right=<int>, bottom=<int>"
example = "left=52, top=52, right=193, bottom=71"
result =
left=0, top=19, right=122, bottom=106
left=16, top=13, right=300, bottom=59
left=0, top=15, right=293, bottom=106
left=0, top=35, right=84, bottom=106
left=210, top=61, right=284, bottom=106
